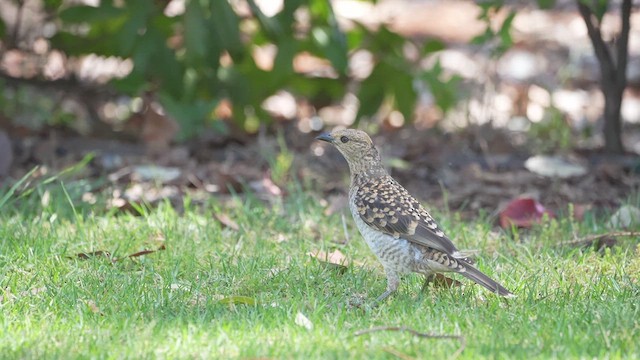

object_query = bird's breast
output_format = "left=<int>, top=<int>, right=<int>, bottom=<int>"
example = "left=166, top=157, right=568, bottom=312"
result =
left=349, top=190, right=416, bottom=274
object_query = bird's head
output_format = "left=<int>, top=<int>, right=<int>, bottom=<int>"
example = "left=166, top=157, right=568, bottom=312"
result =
left=316, top=129, right=384, bottom=176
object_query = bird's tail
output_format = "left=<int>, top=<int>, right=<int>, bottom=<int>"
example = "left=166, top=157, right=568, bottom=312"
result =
left=459, top=263, right=514, bottom=297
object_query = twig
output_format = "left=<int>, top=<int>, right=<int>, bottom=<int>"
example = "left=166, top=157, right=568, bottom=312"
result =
left=354, top=326, right=466, bottom=360
left=577, top=1, right=615, bottom=80
left=558, top=231, right=640, bottom=249
left=616, top=0, right=632, bottom=87
left=382, top=347, right=415, bottom=360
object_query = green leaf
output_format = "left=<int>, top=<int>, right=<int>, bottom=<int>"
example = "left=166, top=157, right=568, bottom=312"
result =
left=152, top=47, right=185, bottom=99
left=110, top=71, right=147, bottom=94
left=346, top=22, right=366, bottom=49
left=594, top=0, right=609, bottom=22
left=536, top=0, right=556, bottom=9
left=311, top=26, right=348, bottom=74
left=0, top=166, right=38, bottom=209
left=115, top=10, right=148, bottom=56
left=355, top=61, right=389, bottom=120
left=277, top=0, right=306, bottom=31
left=273, top=40, right=296, bottom=75
left=421, top=39, right=446, bottom=55
left=184, top=0, right=208, bottom=60
left=421, top=60, right=460, bottom=113
left=159, top=95, right=219, bottom=140
left=0, top=18, right=5, bottom=39
left=391, top=70, right=417, bottom=122
left=578, top=0, right=608, bottom=22
left=370, top=25, right=405, bottom=56
left=59, top=5, right=124, bottom=23
left=246, top=0, right=284, bottom=40
left=499, top=11, right=516, bottom=48
left=210, top=0, right=244, bottom=61
left=43, top=0, right=64, bottom=11
left=50, top=31, right=117, bottom=56
left=471, top=28, right=494, bottom=46
left=289, top=75, right=345, bottom=101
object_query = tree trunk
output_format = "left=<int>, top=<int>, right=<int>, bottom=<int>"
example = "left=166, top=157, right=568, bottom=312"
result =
left=602, top=88, right=624, bottom=153
left=577, top=0, right=631, bottom=154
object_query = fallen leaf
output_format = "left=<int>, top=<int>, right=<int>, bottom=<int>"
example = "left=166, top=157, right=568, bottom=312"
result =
left=0, top=286, right=47, bottom=303
left=132, top=165, right=181, bottom=183
left=71, top=244, right=165, bottom=262
left=73, top=250, right=112, bottom=260
left=524, top=155, right=587, bottom=178
left=608, top=205, right=640, bottom=229
left=213, top=213, right=239, bottom=231
left=308, top=249, right=349, bottom=273
left=218, top=296, right=257, bottom=306
left=431, top=273, right=463, bottom=288
left=249, top=176, right=283, bottom=197
left=295, top=311, right=314, bottom=330
left=127, top=244, right=166, bottom=259
left=125, top=99, right=179, bottom=154
left=499, top=197, right=554, bottom=229
left=84, top=299, right=102, bottom=314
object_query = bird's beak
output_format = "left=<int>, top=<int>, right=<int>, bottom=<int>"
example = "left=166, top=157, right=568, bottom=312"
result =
left=315, top=132, right=335, bottom=143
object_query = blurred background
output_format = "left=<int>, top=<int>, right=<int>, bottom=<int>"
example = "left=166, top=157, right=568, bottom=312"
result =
left=0, top=0, right=638, bottom=221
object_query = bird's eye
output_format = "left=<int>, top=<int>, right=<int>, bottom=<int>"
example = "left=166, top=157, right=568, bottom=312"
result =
left=340, top=136, right=349, bottom=143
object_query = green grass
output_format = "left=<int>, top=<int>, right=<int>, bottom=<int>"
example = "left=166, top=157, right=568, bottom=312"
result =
left=1, top=183, right=639, bottom=359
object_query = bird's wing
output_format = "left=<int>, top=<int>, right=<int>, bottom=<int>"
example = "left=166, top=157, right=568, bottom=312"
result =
left=353, top=175, right=460, bottom=256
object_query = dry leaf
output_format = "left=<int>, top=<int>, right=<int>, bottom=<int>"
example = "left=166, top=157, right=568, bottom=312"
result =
left=74, top=250, right=112, bottom=260
left=295, top=311, right=314, bottom=330
left=608, top=205, right=640, bottom=229
left=308, top=249, right=349, bottom=266
left=0, top=286, right=47, bottom=303
left=431, top=273, right=463, bottom=288
left=214, top=213, right=239, bottom=231
left=132, top=165, right=181, bottom=183
left=71, top=244, right=165, bottom=262
left=249, top=176, right=283, bottom=197
left=84, top=299, right=102, bottom=314
left=128, top=244, right=166, bottom=259
left=308, top=249, right=349, bottom=273
left=125, top=100, right=179, bottom=154
left=525, top=155, right=587, bottom=178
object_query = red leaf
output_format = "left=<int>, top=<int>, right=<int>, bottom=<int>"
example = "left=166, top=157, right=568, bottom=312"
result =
left=499, top=198, right=554, bottom=229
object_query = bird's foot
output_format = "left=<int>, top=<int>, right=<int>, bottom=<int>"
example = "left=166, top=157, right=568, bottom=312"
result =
left=420, top=273, right=436, bottom=293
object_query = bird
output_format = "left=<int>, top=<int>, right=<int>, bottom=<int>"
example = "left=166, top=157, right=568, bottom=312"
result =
left=316, top=129, right=514, bottom=302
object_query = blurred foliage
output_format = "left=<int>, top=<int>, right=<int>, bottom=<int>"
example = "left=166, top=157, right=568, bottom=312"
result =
left=0, top=0, right=461, bottom=138
left=528, top=108, right=573, bottom=153
left=471, top=2, right=517, bottom=57
left=475, top=0, right=630, bottom=153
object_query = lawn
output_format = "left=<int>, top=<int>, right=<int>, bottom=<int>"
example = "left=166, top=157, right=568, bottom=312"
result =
left=1, top=182, right=638, bottom=359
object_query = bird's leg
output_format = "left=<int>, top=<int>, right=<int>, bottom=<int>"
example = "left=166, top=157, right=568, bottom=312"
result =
left=420, top=273, right=436, bottom=293
left=376, top=269, right=400, bottom=302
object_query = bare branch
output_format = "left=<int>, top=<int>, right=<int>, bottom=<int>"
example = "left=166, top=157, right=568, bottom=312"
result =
left=616, top=0, right=632, bottom=87
left=555, top=231, right=640, bottom=249
left=576, top=1, right=615, bottom=82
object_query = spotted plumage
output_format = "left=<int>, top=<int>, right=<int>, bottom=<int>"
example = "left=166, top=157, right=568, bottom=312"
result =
left=316, top=129, right=514, bottom=301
